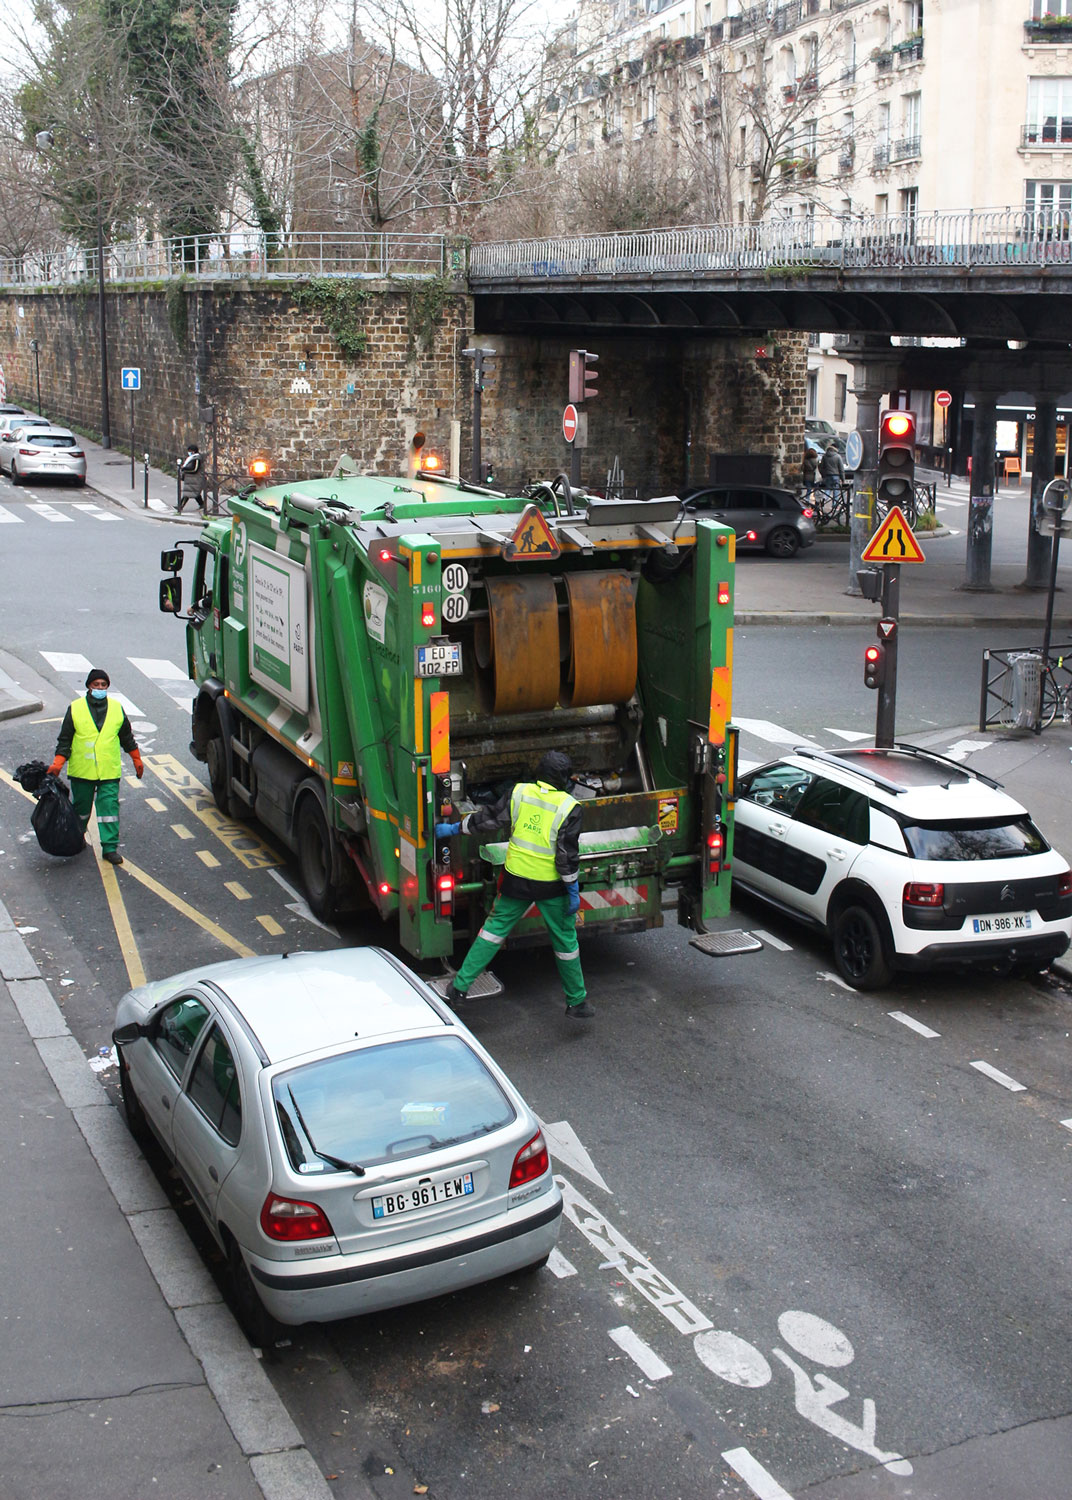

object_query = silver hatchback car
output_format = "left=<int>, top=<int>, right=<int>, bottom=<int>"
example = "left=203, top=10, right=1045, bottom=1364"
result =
left=114, top=948, right=562, bottom=1337
left=9, top=427, right=87, bottom=485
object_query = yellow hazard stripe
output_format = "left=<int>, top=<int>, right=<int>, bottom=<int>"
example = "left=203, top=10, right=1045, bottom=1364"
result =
left=430, top=691, right=450, bottom=774
left=414, top=678, right=425, bottom=753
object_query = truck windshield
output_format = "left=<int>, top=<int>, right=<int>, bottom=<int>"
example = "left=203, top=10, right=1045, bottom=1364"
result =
left=271, top=1035, right=516, bottom=1175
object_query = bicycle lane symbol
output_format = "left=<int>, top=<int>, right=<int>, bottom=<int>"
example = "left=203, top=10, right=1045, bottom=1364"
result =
left=694, top=1312, right=913, bottom=1476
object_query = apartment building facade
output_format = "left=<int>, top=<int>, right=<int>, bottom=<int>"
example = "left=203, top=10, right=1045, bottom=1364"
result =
left=542, top=0, right=1072, bottom=465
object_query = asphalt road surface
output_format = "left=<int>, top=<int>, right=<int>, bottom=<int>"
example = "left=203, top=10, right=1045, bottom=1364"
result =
left=1, top=480, right=1070, bottom=1500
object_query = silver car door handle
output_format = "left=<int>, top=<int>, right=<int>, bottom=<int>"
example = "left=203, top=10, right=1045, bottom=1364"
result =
left=209, top=1166, right=219, bottom=1183
left=161, top=1096, right=171, bottom=1110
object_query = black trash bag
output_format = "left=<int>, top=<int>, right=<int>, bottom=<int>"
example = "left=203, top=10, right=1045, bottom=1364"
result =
left=31, top=776, right=86, bottom=857
left=14, top=760, right=49, bottom=795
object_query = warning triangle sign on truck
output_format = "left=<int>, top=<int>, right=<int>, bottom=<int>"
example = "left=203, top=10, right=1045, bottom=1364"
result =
left=861, top=506, right=926, bottom=565
left=505, top=503, right=560, bottom=560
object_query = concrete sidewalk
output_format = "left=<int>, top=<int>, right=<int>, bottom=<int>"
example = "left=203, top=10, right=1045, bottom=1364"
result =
left=0, top=902, right=333, bottom=1500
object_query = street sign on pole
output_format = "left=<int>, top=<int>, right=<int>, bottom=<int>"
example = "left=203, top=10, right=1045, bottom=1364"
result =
left=936, top=390, right=952, bottom=408
left=845, top=431, right=863, bottom=471
left=562, top=404, right=578, bottom=443
left=861, top=506, right=926, bottom=565
left=121, top=367, right=141, bottom=391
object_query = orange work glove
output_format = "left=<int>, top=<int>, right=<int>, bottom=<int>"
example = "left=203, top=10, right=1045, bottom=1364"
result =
left=47, top=756, right=66, bottom=777
left=131, top=748, right=145, bottom=780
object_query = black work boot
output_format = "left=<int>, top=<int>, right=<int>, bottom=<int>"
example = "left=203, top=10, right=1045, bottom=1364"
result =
left=445, top=984, right=468, bottom=1009
left=566, top=1000, right=595, bottom=1020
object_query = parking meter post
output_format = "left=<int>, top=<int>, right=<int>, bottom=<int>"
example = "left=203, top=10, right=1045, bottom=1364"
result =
left=876, top=564, right=900, bottom=748
left=570, top=440, right=581, bottom=489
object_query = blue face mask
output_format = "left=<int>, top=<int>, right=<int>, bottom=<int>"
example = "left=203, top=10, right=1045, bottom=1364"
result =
left=89, top=688, right=108, bottom=701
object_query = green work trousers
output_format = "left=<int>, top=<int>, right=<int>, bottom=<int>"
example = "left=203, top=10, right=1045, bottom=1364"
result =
left=70, top=777, right=121, bottom=854
left=454, top=892, right=586, bottom=1006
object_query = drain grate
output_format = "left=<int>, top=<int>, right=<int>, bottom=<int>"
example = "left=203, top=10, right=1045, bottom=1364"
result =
left=430, top=971, right=504, bottom=1000
left=689, top=929, right=763, bottom=958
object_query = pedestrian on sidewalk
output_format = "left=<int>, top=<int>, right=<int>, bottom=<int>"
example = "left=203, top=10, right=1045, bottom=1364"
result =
left=802, top=443, right=820, bottom=498
left=177, top=441, right=205, bottom=514
left=437, top=750, right=594, bottom=1020
left=48, top=669, right=144, bottom=865
left=820, top=439, right=845, bottom=497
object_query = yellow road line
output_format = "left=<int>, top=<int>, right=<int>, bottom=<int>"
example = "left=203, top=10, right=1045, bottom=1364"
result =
left=197, top=849, right=221, bottom=868
left=146, top=798, right=167, bottom=812
left=172, top=824, right=194, bottom=839
left=226, top=880, right=252, bottom=900
left=257, top=914, right=285, bottom=936
left=148, top=754, right=282, bottom=869
left=0, top=766, right=255, bottom=965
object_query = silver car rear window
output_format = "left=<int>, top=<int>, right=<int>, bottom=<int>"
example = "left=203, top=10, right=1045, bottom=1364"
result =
left=272, top=1035, right=516, bottom=1175
left=902, top=818, right=1049, bottom=861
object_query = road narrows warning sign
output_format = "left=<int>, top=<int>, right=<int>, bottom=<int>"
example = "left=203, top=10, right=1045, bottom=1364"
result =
left=861, top=505, right=926, bottom=565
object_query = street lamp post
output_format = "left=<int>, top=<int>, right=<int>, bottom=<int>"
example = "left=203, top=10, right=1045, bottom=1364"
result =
left=36, top=128, right=111, bottom=447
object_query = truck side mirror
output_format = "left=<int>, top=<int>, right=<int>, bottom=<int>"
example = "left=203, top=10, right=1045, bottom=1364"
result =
left=160, top=577, right=183, bottom=613
left=161, top=548, right=184, bottom=571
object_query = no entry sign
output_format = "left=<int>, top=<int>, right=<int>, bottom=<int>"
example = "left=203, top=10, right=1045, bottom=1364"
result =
left=936, top=390, right=952, bottom=408
left=562, top=404, right=579, bottom=442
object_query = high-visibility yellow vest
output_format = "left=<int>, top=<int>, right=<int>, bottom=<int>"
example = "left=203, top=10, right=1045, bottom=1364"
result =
left=505, top=780, right=577, bottom=882
left=68, top=696, right=124, bottom=780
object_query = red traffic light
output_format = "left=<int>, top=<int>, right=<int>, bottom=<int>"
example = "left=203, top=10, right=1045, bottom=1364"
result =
left=864, top=642, right=886, bottom=690
left=880, top=411, right=916, bottom=449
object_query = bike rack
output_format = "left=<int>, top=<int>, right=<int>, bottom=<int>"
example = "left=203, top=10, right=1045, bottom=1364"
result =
left=979, top=642, right=1072, bottom=732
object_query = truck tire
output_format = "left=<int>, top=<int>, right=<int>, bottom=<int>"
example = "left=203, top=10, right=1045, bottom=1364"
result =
left=297, top=796, right=338, bottom=922
left=206, top=706, right=247, bottom=820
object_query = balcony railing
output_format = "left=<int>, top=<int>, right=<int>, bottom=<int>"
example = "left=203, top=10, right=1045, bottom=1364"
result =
left=1022, top=123, right=1072, bottom=146
left=895, top=38, right=923, bottom=63
left=873, top=144, right=890, bottom=168
left=1024, top=18, right=1072, bottom=41
left=891, top=135, right=922, bottom=161
left=838, top=150, right=856, bottom=174
left=874, top=50, right=894, bottom=72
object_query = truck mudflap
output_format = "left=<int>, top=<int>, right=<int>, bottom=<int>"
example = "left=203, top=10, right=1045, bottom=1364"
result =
left=479, top=824, right=666, bottom=938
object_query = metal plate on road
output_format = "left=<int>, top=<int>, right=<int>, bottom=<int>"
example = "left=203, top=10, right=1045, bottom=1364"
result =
left=689, top=929, right=763, bottom=957
left=430, top=971, right=504, bottom=1000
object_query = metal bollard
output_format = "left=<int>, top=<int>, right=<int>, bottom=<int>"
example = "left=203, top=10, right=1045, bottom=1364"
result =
left=143, top=453, right=149, bottom=508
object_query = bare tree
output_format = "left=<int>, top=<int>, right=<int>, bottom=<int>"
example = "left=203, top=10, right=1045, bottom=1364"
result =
left=565, top=138, right=694, bottom=233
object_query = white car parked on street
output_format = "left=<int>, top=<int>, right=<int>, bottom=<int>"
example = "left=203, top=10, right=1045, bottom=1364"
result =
left=733, top=745, right=1072, bottom=989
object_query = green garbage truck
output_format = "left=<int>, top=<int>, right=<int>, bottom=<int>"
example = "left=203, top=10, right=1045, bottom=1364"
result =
left=159, top=470, right=739, bottom=965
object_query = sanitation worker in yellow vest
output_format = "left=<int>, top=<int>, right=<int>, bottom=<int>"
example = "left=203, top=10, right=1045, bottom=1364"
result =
left=48, top=668, right=144, bottom=865
left=439, top=751, right=593, bottom=1020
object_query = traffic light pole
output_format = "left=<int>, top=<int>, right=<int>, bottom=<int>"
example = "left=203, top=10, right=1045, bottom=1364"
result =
left=876, top=565, right=900, bottom=749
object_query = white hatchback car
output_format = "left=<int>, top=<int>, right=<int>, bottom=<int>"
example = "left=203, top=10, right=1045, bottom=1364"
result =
left=114, top=948, right=562, bottom=1338
left=9, top=427, right=87, bottom=485
left=733, top=745, right=1072, bottom=989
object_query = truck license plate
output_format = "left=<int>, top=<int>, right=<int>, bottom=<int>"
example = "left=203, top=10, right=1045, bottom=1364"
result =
left=416, top=642, right=462, bottom=677
left=972, top=912, right=1032, bottom=934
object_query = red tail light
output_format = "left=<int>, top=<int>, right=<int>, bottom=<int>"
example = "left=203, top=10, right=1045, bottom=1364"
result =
left=904, top=882, right=944, bottom=907
left=421, top=601, right=436, bottom=628
left=260, top=1193, right=334, bottom=1241
left=436, top=872, right=455, bottom=894
left=707, top=827, right=724, bottom=875
left=1058, top=870, right=1072, bottom=898
left=744, top=530, right=758, bottom=542
left=509, top=1130, right=549, bottom=1188
left=69, top=450, right=85, bottom=458
left=18, top=446, right=36, bottom=455
left=717, top=581, right=731, bottom=605
left=801, top=506, right=815, bottom=519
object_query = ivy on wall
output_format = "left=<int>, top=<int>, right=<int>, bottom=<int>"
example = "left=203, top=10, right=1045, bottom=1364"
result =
left=405, top=274, right=451, bottom=356
left=166, top=277, right=189, bottom=344
left=293, top=278, right=371, bottom=361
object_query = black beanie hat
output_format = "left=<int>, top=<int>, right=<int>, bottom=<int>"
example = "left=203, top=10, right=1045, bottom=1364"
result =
left=86, top=668, right=110, bottom=688
left=536, top=750, right=572, bottom=789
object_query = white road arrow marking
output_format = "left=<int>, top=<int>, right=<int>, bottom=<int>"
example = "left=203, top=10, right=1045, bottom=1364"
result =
left=540, top=1120, right=612, bottom=1194
left=268, top=869, right=339, bottom=935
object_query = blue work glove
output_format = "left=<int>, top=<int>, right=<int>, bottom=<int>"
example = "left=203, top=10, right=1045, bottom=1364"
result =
left=566, top=882, right=580, bottom=915
left=434, top=821, right=462, bottom=838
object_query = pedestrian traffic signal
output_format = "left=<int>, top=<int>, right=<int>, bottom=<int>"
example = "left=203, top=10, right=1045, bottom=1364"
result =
left=864, top=642, right=886, bottom=690
left=877, top=410, right=916, bottom=510
left=568, top=349, right=599, bottom=403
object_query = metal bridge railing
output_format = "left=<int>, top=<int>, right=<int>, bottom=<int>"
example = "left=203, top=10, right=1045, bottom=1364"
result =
left=469, top=208, right=1072, bottom=282
left=0, top=231, right=452, bottom=288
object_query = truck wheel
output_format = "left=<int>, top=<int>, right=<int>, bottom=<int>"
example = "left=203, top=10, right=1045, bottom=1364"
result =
left=297, top=797, right=338, bottom=922
left=206, top=707, right=248, bottom=820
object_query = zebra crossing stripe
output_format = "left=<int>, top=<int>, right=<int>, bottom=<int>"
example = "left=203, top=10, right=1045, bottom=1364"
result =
left=28, top=503, right=73, bottom=522
left=72, top=503, right=120, bottom=522
left=0, top=504, right=20, bottom=523
left=128, top=657, right=196, bottom=706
